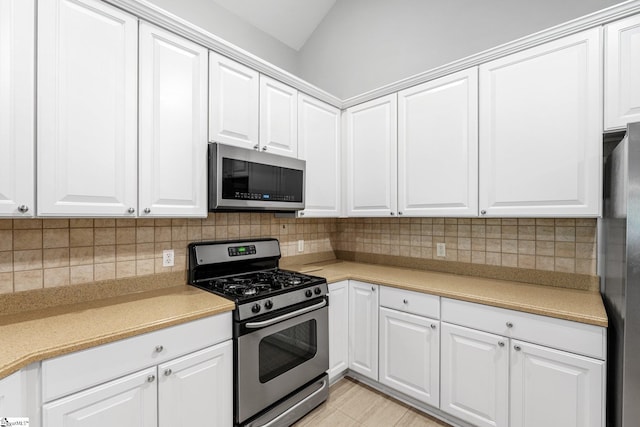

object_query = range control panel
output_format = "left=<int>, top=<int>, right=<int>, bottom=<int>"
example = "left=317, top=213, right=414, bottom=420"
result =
left=228, top=245, right=257, bottom=257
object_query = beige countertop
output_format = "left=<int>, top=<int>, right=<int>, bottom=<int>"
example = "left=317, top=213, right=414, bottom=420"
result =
left=0, top=260, right=607, bottom=381
left=295, top=261, right=608, bottom=328
left=0, top=285, right=234, bottom=379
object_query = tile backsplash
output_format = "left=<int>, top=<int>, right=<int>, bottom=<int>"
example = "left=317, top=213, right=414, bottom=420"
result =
left=0, top=214, right=597, bottom=294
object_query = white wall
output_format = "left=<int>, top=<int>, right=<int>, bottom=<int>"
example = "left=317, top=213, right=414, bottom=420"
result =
left=146, top=0, right=298, bottom=75
left=297, top=0, right=625, bottom=99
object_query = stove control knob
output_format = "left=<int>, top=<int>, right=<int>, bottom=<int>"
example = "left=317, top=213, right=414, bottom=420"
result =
left=265, top=300, right=273, bottom=310
left=251, top=303, right=261, bottom=314
left=314, top=287, right=322, bottom=295
left=305, top=289, right=313, bottom=298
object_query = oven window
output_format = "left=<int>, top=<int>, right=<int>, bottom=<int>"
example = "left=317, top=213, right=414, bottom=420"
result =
left=258, top=319, right=317, bottom=383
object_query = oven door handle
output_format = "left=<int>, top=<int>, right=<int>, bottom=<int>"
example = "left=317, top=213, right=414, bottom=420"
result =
left=258, top=377, right=328, bottom=427
left=245, top=299, right=327, bottom=329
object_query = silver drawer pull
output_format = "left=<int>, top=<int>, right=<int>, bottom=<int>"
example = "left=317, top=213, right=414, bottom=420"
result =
left=498, top=341, right=505, bottom=347
left=403, top=299, right=408, bottom=304
left=147, top=375, right=156, bottom=383
left=506, top=322, right=513, bottom=328
left=430, top=324, right=436, bottom=329
left=246, top=300, right=326, bottom=329
left=514, top=345, right=522, bottom=351
left=155, top=345, right=164, bottom=353
left=164, top=369, right=172, bottom=376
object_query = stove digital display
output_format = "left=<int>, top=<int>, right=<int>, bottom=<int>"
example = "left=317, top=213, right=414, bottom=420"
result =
left=228, top=245, right=256, bottom=257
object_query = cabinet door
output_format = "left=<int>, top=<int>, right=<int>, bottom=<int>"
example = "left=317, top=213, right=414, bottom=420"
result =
left=209, top=51, right=259, bottom=149
left=297, top=94, right=341, bottom=217
left=398, top=68, right=478, bottom=217
left=260, top=75, right=298, bottom=158
left=0, top=370, right=24, bottom=417
left=605, top=14, right=640, bottom=130
left=348, top=281, right=379, bottom=380
left=138, top=23, right=208, bottom=218
left=158, top=341, right=232, bottom=427
left=37, top=0, right=138, bottom=217
left=510, top=340, right=604, bottom=427
left=379, top=307, right=439, bottom=406
left=441, top=322, right=509, bottom=427
left=0, top=0, right=34, bottom=217
left=328, top=281, right=349, bottom=382
left=345, top=94, right=398, bottom=216
left=479, top=28, right=601, bottom=217
left=43, top=367, right=158, bottom=427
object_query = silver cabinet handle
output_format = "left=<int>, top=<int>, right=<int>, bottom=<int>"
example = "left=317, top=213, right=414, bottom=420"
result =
left=144, top=208, right=151, bottom=214
left=498, top=341, right=505, bottom=347
left=514, top=345, right=522, bottom=351
left=390, top=212, right=394, bottom=216
left=398, top=211, right=403, bottom=215
left=128, top=207, right=135, bottom=214
left=246, top=300, right=326, bottom=329
left=299, top=212, right=305, bottom=216
left=506, top=322, right=513, bottom=328
left=430, top=324, right=436, bottom=329
left=262, top=146, right=268, bottom=151
left=155, top=345, right=164, bottom=353
left=480, top=210, right=487, bottom=215
left=371, top=286, right=375, bottom=292
left=403, top=299, right=408, bottom=304
left=17, top=205, right=29, bottom=213
left=253, top=144, right=260, bottom=150
left=147, top=374, right=156, bottom=383
left=164, top=369, right=172, bottom=376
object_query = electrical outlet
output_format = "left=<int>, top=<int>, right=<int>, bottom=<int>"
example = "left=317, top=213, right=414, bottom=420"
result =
left=162, top=249, right=174, bottom=267
left=298, top=239, right=304, bottom=253
left=436, top=243, right=446, bottom=257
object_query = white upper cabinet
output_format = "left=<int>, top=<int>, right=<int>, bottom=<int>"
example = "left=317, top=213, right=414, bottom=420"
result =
left=479, top=28, right=602, bottom=217
left=260, top=75, right=298, bottom=158
left=209, top=51, right=259, bottom=149
left=605, top=14, right=640, bottom=130
left=138, top=23, right=208, bottom=218
left=0, top=0, right=35, bottom=217
left=37, top=0, right=138, bottom=217
left=345, top=94, right=398, bottom=217
left=297, top=94, right=341, bottom=217
left=398, top=68, right=478, bottom=217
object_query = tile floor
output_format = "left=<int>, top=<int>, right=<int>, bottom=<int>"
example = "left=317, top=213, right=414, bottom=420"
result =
left=294, top=377, right=452, bottom=426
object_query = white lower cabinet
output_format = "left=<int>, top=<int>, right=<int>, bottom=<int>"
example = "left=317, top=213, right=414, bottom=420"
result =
left=440, top=298, right=606, bottom=427
left=348, top=281, right=379, bottom=380
left=379, top=307, right=439, bottom=406
left=328, top=281, right=349, bottom=382
left=158, top=341, right=232, bottom=427
left=41, top=314, right=232, bottom=427
left=43, top=367, right=158, bottom=427
left=0, top=369, right=26, bottom=417
left=510, top=340, right=604, bottom=427
left=440, top=322, right=509, bottom=427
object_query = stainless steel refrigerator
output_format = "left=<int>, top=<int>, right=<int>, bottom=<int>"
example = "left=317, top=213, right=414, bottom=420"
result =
left=601, top=121, right=640, bottom=427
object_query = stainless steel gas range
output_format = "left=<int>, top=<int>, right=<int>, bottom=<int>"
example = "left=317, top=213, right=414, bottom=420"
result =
left=188, top=238, right=329, bottom=427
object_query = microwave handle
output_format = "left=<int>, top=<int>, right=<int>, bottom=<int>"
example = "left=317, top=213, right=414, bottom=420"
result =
left=245, top=299, right=326, bottom=329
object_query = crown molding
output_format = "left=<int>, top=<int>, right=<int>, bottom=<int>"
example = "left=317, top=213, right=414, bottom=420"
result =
left=341, top=0, right=640, bottom=109
left=105, top=0, right=640, bottom=110
left=103, top=0, right=343, bottom=108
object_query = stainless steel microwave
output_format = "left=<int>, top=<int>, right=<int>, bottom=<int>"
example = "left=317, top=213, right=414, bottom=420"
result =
left=208, top=143, right=305, bottom=212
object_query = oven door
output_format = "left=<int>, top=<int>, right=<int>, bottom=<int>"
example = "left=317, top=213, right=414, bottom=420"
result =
left=236, top=297, right=328, bottom=424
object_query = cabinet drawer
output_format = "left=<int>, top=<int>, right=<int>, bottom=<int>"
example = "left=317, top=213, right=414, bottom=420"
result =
left=441, top=298, right=605, bottom=359
left=380, top=286, right=439, bottom=318
left=42, top=313, right=231, bottom=402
